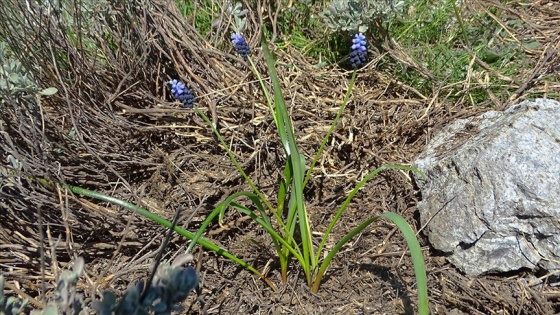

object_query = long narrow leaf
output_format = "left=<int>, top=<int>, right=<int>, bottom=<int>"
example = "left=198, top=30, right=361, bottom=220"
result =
left=311, top=216, right=380, bottom=292
left=185, top=190, right=303, bottom=279
left=278, top=160, right=297, bottom=280
left=229, top=202, right=304, bottom=263
left=248, top=57, right=282, bottom=139
left=303, top=71, right=357, bottom=187
left=381, top=212, right=429, bottom=315
left=187, top=191, right=267, bottom=253
left=277, top=161, right=292, bottom=224
left=317, top=165, right=424, bottom=258
left=260, top=28, right=314, bottom=282
left=38, top=180, right=276, bottom=289
left=195, top=107, right=274, bottom=213
left=312, top=212, right=429, bottom=315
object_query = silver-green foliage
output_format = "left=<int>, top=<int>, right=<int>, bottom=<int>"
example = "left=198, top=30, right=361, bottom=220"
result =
left=31, top=258, right=88, bottom=315
left=0, top=275, right=28, bottom=315
left=321, top=0, right=406, bottom=33
left=1, top=258, right=86, bottom=315
left=226, top=2, right=248, bottom=33
left=0, top=42, right=57, bottom=101
left=1, top=254, right=201, bottom=315
left=42, top=0, right=105, bottom=28
left=38, top=0, right=109, bottom=66
left=0, top=42, right=40, bottom=96
left=93, top=254, right=202, bottom=315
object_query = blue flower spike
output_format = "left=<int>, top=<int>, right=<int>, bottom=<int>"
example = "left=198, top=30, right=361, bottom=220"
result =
left=231, top=33, right=251, bottom=59
left=168, top=79, right=195, bottom=108
left=350, top=33, right=367, bottom=68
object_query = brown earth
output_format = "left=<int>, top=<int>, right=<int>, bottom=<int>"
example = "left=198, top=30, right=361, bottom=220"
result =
left=1, top=0, right=559, bottom=314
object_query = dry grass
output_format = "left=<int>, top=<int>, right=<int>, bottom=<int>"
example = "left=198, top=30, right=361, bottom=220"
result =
left=0, top=0, right=559, bottom=313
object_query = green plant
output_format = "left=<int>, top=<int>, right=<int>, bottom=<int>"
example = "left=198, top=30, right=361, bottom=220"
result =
left=226, top=2, right=248, bottom=33
left=176, top=0, right=218, bottom=36
left=1, top=251, right=201, bottom=314
left=321, top=0, right=406, bottom=33
left=188, top=29, right=429, bottom=312
left=0, top=258, right=85, bottom=315
left=93, top=254, right=201, bottom=315
left=32, top=258, right=87, bottom=315
left=0, top=275, right=28, bottom=315
left=384, top=0, right=529, bottom=105
left=0, top=42, right=57, bottom=99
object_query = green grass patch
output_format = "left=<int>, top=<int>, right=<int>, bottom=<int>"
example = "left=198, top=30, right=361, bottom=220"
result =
left=176, top=0, right=218, bottom=36
left=385, top=0, right=533, bottom=105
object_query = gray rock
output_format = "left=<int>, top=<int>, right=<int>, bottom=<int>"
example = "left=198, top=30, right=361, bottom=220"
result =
left=412, top=98, right=560, bottom=276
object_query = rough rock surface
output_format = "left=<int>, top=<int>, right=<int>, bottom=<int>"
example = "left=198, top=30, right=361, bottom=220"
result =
left=413, top=98, right=560, bottom=276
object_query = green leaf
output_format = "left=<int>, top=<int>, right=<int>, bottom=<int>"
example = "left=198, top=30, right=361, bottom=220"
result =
left=312, top=212, right=429, bottom=314
left=261, top=28, right=314, bottom=284
left=381, top=212, right=429, bottom=315
left=8, top=73, right=19, bottom=82
left=303, top=71, right=356, bottom=188
left=522, top=40, right=540, bottom=51
left=313, top=215, right=380, bottom=292
left=479, top=49, right=502, bottom=64
left=39, top=87, right=58, bottom=96
left=37, top=180, right=276, bottom=290
left=317, top=164, right=424, bottom=258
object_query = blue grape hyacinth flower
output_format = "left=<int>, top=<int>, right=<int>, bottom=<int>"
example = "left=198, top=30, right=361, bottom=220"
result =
left=169, top=79, right=195, bottom=108
left=350, top=33, right=367, bottom=68
left=231, top=33, right=251, bottom=59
